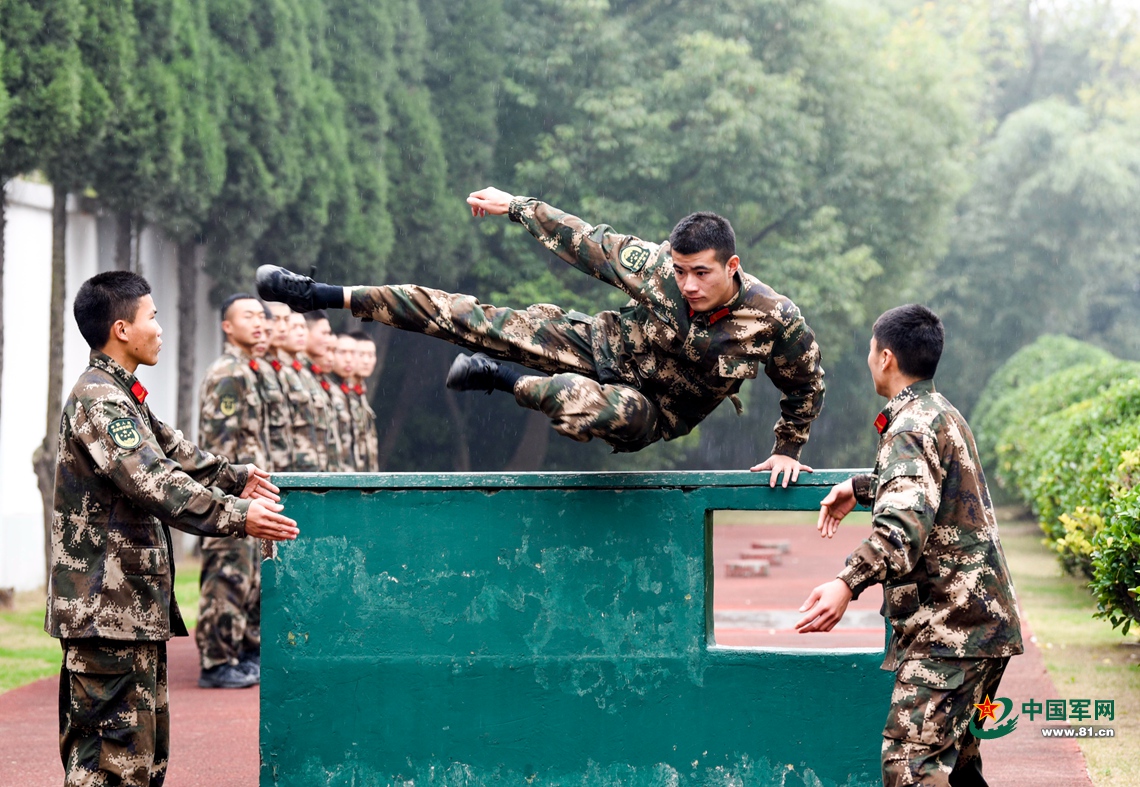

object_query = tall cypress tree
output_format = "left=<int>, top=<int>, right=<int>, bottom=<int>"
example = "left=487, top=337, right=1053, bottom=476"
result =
left=317, top=0, right=396, bottom=283
left=202, top=0, right=305, bottom=299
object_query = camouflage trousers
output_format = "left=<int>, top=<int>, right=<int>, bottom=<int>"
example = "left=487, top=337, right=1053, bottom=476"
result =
left=58, top=638, right=168, bottom=786
left=351, top=284, right=659, bottom=450
left=882, top=657, right=1010, bottom=787
left=196, top=536, right=260, bottom=670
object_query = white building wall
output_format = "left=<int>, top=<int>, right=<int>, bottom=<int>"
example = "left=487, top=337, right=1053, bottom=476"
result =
left=0, top=178, right=222, bottom=591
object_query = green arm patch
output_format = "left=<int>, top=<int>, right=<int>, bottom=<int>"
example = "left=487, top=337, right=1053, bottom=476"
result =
left=618, top=243, right=651, bottom=273
left=108, top=418, right=143, bottom=450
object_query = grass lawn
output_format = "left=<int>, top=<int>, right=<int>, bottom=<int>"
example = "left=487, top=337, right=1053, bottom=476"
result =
left=0, top=563, right=202, bottom=695
left=1000, top=515, right=1140, bottom=787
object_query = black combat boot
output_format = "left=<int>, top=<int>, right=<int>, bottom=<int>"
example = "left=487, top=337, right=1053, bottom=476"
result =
left=198, top=663, right=258, bottom=689
left=446, top=353, right=505, bottom=394
left=255, top=265, right=344, bottom=312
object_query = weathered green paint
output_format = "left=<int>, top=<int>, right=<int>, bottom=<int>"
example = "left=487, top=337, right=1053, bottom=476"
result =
left=262, top=471, right=890, bottom=787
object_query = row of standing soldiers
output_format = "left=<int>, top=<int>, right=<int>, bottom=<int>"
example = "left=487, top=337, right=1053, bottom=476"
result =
left=193, top=295, right=380, bottom=687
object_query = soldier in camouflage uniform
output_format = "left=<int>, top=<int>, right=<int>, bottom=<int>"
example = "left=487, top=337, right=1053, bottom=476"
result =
left=798, top=304, right=1023, bottom=787
left=258, top=186, right=824, bottom=481
left=349, top=330, right=380, bottom=471
left=47, top=272, right=297, bottom=786
left=297, top=310, right=341, bottom=471
left=329, top=333, right=362, bottom=470
left=271, top=308, right=323, bottom=472
left=195, top=294, right=270, bottom=688
left=254, top=311, right=294, bottom=474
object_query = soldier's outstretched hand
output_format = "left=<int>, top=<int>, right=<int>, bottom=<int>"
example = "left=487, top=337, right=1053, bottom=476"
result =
left=817, top=479, right=856, bottom=538
left=795, top=578, right=853, bottom=633
left=750, top=454, right=813, bottom=488
left=241, top=465, right=281, bottom=503
left=245, top=499, right=299, bottom=542
left=467, top=186, right=517, bottom=217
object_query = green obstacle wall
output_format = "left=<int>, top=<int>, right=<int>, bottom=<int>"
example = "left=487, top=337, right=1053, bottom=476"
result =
left=261, top=470, right=890, bottom=787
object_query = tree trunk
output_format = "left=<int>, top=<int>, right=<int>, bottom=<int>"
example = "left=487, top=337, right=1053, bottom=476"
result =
left=443, top=388, right=471, bottom=472
left=175, top=240, right=199, bottom=436
left=115, top=211, right=132, bottom=270
left=376, top=363, right=429, bottom=471
left=502, top=410, right=550, bottom=471
left=34, top=183, right=69, bottom=581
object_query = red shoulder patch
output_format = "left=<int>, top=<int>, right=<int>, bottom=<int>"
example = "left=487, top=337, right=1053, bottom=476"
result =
left=709, top=306, right=731, bottom=325
left=874, top=412, right=889, bottom=434
left=130, top=380, right=148, bottom=405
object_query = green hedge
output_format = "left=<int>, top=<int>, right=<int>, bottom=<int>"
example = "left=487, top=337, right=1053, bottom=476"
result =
left=976, top=336, right=1140, bottom=635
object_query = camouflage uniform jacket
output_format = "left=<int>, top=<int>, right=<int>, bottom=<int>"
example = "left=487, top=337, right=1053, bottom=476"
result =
left=297, top=354, right=338, bottom=471
left=327, top=373, right=356, bottom=470
left=839, top=379, right=1024, bottom=669
left=46, top=351, right=251, bottom=641
left=348, top=382, right=375, bottom=471
left=257, top=357, right=294, bottom=472
left=276, top=355, right=321, bottom=472
left=198, top=344, right=268, bottom=469
left=508, top=198, right=824, bottom=458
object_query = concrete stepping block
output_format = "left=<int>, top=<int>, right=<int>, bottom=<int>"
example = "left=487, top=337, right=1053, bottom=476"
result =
left=725, top=559, right=770, bottom=577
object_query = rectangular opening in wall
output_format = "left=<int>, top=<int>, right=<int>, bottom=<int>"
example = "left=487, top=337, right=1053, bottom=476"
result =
left=709, top=510, right=884, bottom=650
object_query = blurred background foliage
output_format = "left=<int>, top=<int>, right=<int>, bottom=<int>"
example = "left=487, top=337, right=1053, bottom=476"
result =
left=2, top=0, right=1139, bottom=473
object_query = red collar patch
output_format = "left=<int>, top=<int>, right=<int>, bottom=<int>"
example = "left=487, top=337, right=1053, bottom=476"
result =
left=292, top=360, right=303, bottom=372
left=249, top=358, right=260, bottom=372
left=270, top=359, right=282, bottom=372
left=709, top=306, right=731, bottom=325
left=320, top=379, right=331, bottom=392
left=340, top=382, right=350, bottom=394
left=353, top=384, right=364, bottom=395
left=310, top=363, right=324, bottom=375
left=874, top=412, right=889, bottom=434
left=130, top=380, right=148, bottom=405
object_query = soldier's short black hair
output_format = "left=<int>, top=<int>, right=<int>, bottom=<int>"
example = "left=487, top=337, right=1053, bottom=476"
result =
left=220, top=292, right=260, bottom=322
left=668, top=212, right=736, bottom=264
left=872, top=304, right=944, bottom=380
left=73, top=272, right=153, bottom=350
left=348, top=330, right=374, bottom=343
left=304, top=309, right=330, bottom=325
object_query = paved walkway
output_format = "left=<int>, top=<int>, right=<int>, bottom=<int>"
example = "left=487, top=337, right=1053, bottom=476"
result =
left=0, top=522, right=1094, bottom=786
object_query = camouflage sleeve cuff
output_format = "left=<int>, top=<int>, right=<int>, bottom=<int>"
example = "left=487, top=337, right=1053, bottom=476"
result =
left=227, top=496, right=252, bottom=538
left=837, top=562, right=875, bottom=601
left=851, top=473, right=877, bottom=507
left=231, top=462, right=251, bottom=496
left=771, top=437, right=804, bottom=461
left=507, top=197, right=534, bottom=224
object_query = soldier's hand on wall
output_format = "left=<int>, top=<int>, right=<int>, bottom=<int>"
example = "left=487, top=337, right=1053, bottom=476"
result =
left=817, top=479, right=856, bottom=538
left=794, top=579, right=853, bottom=634
left=246, top=499, right=299, bottom=541
left=749, top=454, right=812, bottom=488
left=241, top=465, right=281, bottom=503
left=466, top=187, right=516, bottom=217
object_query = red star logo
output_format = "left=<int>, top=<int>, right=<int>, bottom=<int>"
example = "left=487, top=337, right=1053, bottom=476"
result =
left=974, top=695, right=1000, bottom=722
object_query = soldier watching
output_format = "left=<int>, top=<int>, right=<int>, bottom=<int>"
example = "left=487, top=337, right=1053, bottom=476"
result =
left=797, top=305, right=1023, bottom=787
left=349, top=331, right=380, bottom=472
left=298, top=310, right=341, bottom=471
left=257, top=303, right=295, bottom=474
left=47, top=272, right=297, bottom=787
left=258, top=187, right=824, bottom=483
left=196, top=294, right=270, bottom=688
left=329, top=333, right=361, bottom=471
left=273, top=309, right=322, bottom=472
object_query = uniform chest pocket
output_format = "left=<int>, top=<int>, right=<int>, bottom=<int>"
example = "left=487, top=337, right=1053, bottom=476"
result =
left=120, top=547, right=168, bottom=576
left=717, top=356, right=759, bottom=379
